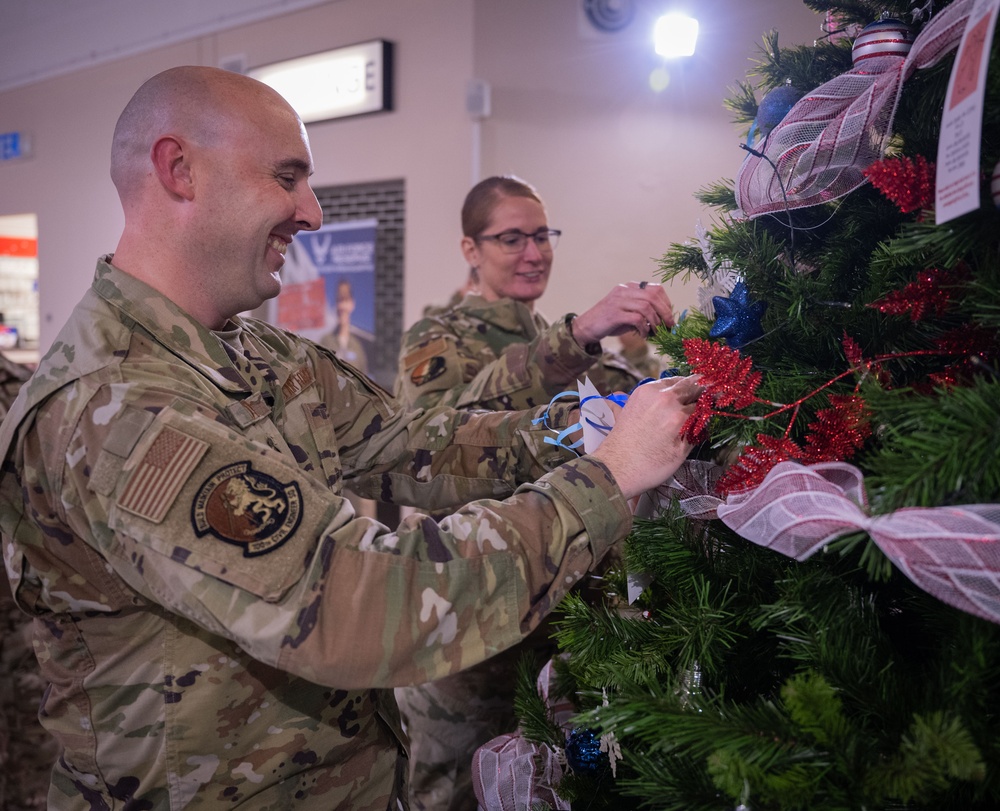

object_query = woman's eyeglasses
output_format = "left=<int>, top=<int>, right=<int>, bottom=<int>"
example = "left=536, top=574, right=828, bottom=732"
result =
left=477, top=229, right=561, bottom=254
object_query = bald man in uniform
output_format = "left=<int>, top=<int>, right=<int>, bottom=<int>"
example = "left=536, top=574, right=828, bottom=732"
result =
left=0, top=66, right=701, bottom=810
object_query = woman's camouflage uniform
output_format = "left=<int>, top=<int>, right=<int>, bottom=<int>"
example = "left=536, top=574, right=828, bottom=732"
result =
left=395, top=294, right=645, bottom=811
left=0, top=260, right=635, bottom=810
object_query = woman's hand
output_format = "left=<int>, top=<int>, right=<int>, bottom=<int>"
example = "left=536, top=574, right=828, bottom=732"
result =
left=571, top=281, right=675, bottom=347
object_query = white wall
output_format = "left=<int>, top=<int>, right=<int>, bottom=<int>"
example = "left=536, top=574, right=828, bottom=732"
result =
left=473, top=0, right=821, bottom=320
left=0, top=0, right=821, bottom=354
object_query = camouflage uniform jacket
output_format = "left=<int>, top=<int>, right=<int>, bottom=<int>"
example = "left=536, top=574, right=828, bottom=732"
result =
left=0, top=259, right=632, bottom=810
left=396, top=294, right=644, bottom=412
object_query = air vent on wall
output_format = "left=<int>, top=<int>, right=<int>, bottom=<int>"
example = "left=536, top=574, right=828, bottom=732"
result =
left=582, top=0, right=637, bottom=33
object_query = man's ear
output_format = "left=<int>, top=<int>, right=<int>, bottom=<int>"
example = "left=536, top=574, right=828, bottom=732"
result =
left=150, top=136, right=195, bottom=201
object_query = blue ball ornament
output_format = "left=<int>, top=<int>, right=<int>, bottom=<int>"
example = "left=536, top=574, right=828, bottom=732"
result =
left=752, top=83, right=803, bottom=141
left=564, top=728, right=609, bottom=775
left=746, top=82, right=802, bottom=147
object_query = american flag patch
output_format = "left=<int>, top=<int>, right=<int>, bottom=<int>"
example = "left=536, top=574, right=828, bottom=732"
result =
left=118, top=426, right=209, bottom=523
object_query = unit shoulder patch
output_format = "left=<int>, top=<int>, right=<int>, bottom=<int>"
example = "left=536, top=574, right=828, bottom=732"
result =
left=410, top=356, right=447, bottom=387
left=192, top=462, right=303, bottom=556
left=402, top=336, right=450, bottom=370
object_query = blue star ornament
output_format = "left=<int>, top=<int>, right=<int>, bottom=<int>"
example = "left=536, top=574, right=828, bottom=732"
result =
left=709, top=282, right=767, bottom=349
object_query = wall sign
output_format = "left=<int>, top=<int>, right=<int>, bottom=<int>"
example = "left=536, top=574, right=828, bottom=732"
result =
left=0, top=132, right=32, bottom=162
left=249, top=40, right=393, bottom=124
left=274, top=219, right=378, bottom=374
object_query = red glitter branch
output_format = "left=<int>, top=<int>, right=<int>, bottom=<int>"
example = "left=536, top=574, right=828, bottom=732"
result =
left=867, top=266, right=966, bottom=322
left=717, top=395, right=873, bottom=495
left=864, top=154, right=935, bottom=214
left=925, top=325, right=1000, bottom=390
left=680, top=334, right=975, bottom=495
left=801, top=394, right=873, bottom=463
left=717, top=435, right=802, bottom=494
left=680, top=338, right=762, bottom=443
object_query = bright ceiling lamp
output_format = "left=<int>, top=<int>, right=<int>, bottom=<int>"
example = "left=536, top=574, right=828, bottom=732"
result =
left=653, top=12, right=699, bottom=58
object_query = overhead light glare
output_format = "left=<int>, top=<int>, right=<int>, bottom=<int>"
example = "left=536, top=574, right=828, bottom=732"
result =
left=654, top=13, right=699, bottom=58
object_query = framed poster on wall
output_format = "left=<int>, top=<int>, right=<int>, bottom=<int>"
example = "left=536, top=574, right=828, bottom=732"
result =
left=273, top=218, right=377, bottom=375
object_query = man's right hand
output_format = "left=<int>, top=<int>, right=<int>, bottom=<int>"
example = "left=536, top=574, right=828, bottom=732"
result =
left=589, top=375, right=703, bottom=499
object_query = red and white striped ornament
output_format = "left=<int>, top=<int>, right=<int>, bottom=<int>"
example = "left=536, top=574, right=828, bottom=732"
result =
left=852, top=17, right=914, bottom=64
left=992, top=160, right=1000, bottom=208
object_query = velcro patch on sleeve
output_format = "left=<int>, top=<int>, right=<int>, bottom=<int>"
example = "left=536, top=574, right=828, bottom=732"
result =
left=402, top=336, right=450, bottom=370
left=410, top=356, right=448, bottom=386
left=118, top=425, right=209, bottom=523
left=226, top=392, right=273, bottom=428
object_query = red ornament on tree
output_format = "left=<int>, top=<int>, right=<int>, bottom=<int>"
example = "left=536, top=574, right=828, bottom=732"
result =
left=864, top=155, right=936, bottom=213
left=852, top=16, right=914, bottom=64
left=867, top=266, right=963, bottom=322
left=680, top=338, right=762, bottom=443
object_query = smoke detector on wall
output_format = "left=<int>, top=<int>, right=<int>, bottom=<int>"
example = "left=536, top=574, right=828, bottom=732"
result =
left=582, top=0, right=637, bottom=33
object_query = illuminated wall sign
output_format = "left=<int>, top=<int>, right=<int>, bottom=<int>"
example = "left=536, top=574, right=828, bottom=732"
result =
left=249, top=40, right=393, bottom=124
left=0, top=132, right=32, bottom=162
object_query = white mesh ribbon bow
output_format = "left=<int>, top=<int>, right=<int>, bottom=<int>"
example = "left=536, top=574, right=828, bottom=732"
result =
left=736, top=0, right=974, bottom=218
left=471, top=659, right=573, bottom=811
left=717, top=461, right=1000, bottom=624
left=471, top=734, right=570, bottom=811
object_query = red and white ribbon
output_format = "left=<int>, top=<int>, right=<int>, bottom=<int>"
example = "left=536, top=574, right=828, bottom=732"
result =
left=472, top=658, right=574, bottom=810
left=717, top=461, right=1000, bottom=624
left=472, top=733, right=570, bottom=811
left=736, top=0, right=974, bottom=218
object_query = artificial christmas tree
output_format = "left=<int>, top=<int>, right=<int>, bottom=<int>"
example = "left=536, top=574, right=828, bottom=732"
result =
left=478, top=0, right=1000, bottom=808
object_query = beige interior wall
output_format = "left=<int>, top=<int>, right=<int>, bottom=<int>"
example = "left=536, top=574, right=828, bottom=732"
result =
left=0, top=0, right=475, bottom=352
left=0, top=0, right=822, bottom=356
left=471, top=0, right=822, bottom=321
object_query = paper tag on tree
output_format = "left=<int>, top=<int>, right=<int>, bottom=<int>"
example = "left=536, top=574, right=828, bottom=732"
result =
left=935, top=0, right=1000, bottom=223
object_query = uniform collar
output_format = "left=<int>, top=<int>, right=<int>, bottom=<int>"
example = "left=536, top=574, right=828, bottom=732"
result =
left=457, top=294, right=547, bottom=337
left=93, top=256, right=255, bottom=394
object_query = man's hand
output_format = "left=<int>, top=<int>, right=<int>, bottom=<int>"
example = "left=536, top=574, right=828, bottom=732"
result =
left=590, top=376, right=703, bottom=499
left=571, top=281, right=675, bottom=346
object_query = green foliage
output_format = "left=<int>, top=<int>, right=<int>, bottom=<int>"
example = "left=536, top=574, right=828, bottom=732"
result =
left=513, top=653, right=564, bottom=749
left=514, top=2, right=1000, bottom=808
left=865, top=712, right=986, bottom=803
left=694, top=180, right=738, bottom=211
left=863, top=379, right=1000, bottom=510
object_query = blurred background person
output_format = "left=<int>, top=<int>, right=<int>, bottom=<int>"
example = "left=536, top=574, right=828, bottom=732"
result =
left=320, top=278, right=371, bottom=373
left=611, top=327, right=671, bottom=379
left=395, top=174, right=676, bottom=810
left=0, top=351, right=56, bottom=810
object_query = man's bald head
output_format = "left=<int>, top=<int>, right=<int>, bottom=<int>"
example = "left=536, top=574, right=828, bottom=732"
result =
left=110, top=66, right=295, bottom=203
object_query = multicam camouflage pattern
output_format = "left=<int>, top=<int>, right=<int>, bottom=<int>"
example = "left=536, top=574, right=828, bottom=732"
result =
left=395, top=294, right=644, bottom=811
left=0, top=352, right=32, bottom=418
left=0, top=352, right=60, bottom=811
left=396, top=651, right=529, bottom=811
left=396, top=294, right=645, bottom=412
left=0, top=258, right=633, bottom=810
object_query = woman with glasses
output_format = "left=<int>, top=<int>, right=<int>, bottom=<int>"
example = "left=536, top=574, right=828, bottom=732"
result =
left=395, top=175, right=677, bottom=811
left=397, top=175, right=674, bottom=412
